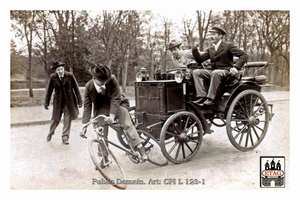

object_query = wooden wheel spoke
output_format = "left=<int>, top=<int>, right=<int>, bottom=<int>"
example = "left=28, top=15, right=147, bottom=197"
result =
left=251, top=126, right=260, bottom=141
left=174, top=143, right=182, bottom=159
left=251, top=96, right=260, bottom=115
left=183, top=116, right=191, bottom=131
left=187, top=130, right=201, bottom=137
left=238, top=132, right=244, bottom=145
left=253, top=102, right=265, bottom=117
left=231, top=118, right=248, bottom=122
left=245, top=126, right=254, bottom=147
left=184, top=141, right=195, bottom=153
left=237, top=101, right=250, bottom=118
left=165, top=130, right=178, bottom=138
left=167, top=141, right=179, bottom=155
left=232, top=122, right=246, bottom=132
left=186, top=122, right=197, bottom=133
left=181, top=143, right=186, bottom=159
left=232, top=107, right=248, bottom=119
left=254, top=124, right=264, bottom=132
left=164, top=137, right=176, bottom=145
left=233, top=125, right=247, bottom=140
left=170, top=121, right=181, bottom=134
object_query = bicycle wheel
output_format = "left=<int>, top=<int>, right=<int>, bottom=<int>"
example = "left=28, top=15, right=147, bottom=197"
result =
left=137, top=130, right=168, bottom=166
left=88, top=139, right=126, bottom=190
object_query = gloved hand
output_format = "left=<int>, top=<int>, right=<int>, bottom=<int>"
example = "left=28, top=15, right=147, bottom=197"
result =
left=80, top=126, right=87, bottom=139
left=229, top=67, right=238, bottom=76
left=44, top=105, right=49, bottom=110
left=106, top=114, right=116, bottom=124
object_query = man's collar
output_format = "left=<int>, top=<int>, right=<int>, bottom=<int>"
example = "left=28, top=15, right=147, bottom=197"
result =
left=214, top=39, right=222, bottom=46
left=57, top=73, right=65, bottom=78
left=93, top=79, right=106, bottom=93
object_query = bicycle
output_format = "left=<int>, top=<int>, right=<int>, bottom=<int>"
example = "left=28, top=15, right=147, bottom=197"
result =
left=80, top=114, right=168, bottom=190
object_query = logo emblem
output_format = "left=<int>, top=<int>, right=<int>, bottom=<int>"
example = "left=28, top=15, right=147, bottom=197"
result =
left=260, top=156, right=285, bottom=188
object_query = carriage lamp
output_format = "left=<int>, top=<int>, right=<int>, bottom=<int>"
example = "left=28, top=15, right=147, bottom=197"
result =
left=175, top=70, right=184, bottom=83
left=136, top=67, right=149, bottom=82
left=174, top=69, right=192, bottom=83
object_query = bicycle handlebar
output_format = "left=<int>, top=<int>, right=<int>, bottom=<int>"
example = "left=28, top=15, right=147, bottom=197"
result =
left=80, top=115, right=120, bottom=139
left=82, top=114, right=110, bottom=128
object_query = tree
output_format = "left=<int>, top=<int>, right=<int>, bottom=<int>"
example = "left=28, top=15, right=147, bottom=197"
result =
left=251, top=11, right=290, bottom=85
left=11, top=10, right=38, bottom=97
left=33, top=11, right=51, bottom=83
left=10, top=40, right=22, bottom=77
left=194, top=10, right=212, bottom=50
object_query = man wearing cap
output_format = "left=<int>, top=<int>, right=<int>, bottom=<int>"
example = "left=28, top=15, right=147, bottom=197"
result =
left=191, top=26, right=248, bottom=105
left=80, top=63, right=148, bottom=161
left=45, top=61, right=82, bottom=144
left=168, top=39, right=198, bottom=69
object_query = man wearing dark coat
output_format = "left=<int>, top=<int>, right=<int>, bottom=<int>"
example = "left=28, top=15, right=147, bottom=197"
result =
left=80, top=63, right=148, bottom=162
left=191, top=26, right=248, bottom=105
left=44, top=61, right=82, bottom=144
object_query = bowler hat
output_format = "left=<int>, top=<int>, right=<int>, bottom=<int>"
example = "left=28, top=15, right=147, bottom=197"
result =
left=52, top=61, right=65, bottom=69
left=209, top=26, right=226, bottom=35
left=89, top=64, right=111, bottom=82
left=168, top=39, right=182, bottom=50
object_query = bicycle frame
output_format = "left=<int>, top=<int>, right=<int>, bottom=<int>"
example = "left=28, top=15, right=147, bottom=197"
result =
left=82, top=115, right=141, bottom=161
left=98, top=128, right=141, bottom=159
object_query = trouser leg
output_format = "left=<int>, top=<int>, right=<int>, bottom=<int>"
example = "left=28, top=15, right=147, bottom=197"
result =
left=95, top=117, right=109, bottom=140
left=62, top=104, right=71, bottom=140
left=207, top=69, right=228, bottom=100
left=49, top=120, right=60, bottom=136
left=117, top=106, right=142, bottom=147
left=99, top=126, right=109, bottom=156
left=192, top=69, right=212, bottom=97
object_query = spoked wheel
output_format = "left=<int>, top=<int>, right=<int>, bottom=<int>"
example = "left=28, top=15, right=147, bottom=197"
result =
left=160, top=111, right=203, bottom=164
left=88, top=139, right=126, bottom=190
left=137, top=130, right=168, bottom=166
left=226, top=89, right=270, bottom=151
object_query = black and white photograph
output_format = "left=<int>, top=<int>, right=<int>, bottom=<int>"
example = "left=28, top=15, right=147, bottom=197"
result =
left=6, top=0, right=298, bottom=198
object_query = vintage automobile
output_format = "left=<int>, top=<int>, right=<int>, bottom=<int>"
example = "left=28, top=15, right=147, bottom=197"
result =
left=132, top=62, right=274, bottom=164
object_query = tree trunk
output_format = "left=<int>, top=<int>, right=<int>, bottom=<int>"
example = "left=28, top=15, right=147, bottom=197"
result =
left=28, top=48, right=33, bottom=98
left=122, top=61, right=128, bottom=93
left=269, top=53, right=275, bottom=84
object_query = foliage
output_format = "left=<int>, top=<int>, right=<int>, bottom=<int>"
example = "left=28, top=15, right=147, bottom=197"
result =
left=10, top=10, right=290, bottom=93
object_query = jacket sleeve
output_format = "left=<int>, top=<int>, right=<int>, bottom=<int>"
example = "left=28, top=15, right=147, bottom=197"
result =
left=192, top=48, right=209, bottom=64
left=82, top=82, right=92, bottom=124
left=44, top=76, right=54, bottom=107
left=229, top=43, right=248, bottom=69
left=71, top=73, right=82, bottom=105
left=109, top=76, right=122, bottom=116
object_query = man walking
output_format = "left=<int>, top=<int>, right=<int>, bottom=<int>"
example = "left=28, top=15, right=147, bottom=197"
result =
left=44, top=61, right=82, bottom=144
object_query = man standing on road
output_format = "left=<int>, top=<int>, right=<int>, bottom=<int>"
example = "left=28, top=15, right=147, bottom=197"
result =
left=44, top=61, right=82, bottom=145
left=191, top=26, right=248, bottom=105
left=80, top=63, right=148, bottom=161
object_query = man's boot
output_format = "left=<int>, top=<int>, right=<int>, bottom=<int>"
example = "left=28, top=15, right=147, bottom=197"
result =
left=137, top=145, right=148, bottom=161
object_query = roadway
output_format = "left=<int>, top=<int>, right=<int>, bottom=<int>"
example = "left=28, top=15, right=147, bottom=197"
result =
left=10, top=91, right=291, bottom=191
